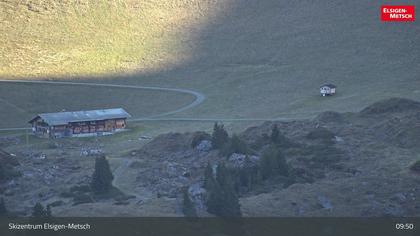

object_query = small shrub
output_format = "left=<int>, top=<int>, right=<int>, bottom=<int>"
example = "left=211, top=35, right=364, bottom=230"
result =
left=306, top=127, right=335, bottom=144
left=191, top=132, right=211, bottom=148
left=250, top=133, right=271, bottom=150
left=32, top=202, right=51, bottom=217
left=70, top=185, right=91, bottom=193
left=307, top=145, right=343, bottom=166
left=222, top=134, right=251, bottom=156
left=72, top=193, right=94, bottom=205
left=410, top=160, right=420, bottom=173
left=59, top=191, right=74, bottom=198
left=0, top=163, right=21, bottom=182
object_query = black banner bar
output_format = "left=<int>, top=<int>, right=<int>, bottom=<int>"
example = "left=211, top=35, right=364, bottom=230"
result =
left=0, top=217, right=418, bottom=236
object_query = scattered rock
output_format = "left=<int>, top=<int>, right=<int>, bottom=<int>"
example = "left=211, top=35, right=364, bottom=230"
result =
left=383, top=204, right=405, bottom=217
left=188, top=183, right=206, bottom=211
left=195, top=140, right=212, bottom=153
left=80, top=148, right=102, bottom=156
left=334, top=136, right=344, bottom=142
left=227, top=153, right=260, bottom=169
left=317, top=195, right=333, bottom=210
left=390, top=193, right=407, bottom=203
left=139, top=135, right=152, bottom=140
left=163, top=161, right=180, bottom=178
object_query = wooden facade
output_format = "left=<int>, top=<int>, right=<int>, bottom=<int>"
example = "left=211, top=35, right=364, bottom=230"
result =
left=29, top=108, right=131, bottom=138
left=320, top=84, right=337, bottom=96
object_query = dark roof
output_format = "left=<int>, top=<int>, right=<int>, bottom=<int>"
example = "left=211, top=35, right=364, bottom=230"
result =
left=320, top=84, right=337, bottom=88
left=29, top=108, right=131, bottom=126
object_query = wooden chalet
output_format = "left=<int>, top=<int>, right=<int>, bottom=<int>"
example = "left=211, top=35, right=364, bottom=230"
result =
left=320, top=84, right=337, bottom=96
left=29, top=108, right=131, bottom=138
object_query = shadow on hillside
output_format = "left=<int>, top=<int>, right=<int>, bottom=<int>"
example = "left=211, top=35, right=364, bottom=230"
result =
left=5, top=0, right=420, bottom=125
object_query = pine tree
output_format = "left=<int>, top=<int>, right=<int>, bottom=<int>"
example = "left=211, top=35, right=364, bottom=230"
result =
left=239, top=156, right=258, bottom=191
left=259, top=146, right=289, bottom=180
left=32, top=203, right=47, bottom=217
left=203, top=163, right=214, bottom=190
left=45, top=205, right=52, bottom=217
left=260, top=147, right=277, bottom=180
left=205, top=179, right=224, bottom=216
left=211, top=123, right=229, bottom=150
left=270, top=124, right=280, bottom=143
left=0, top=198, right=7, bottom=216
left=182, top=188, right=197, bottom=217
left=220, top=178, right=241, bottom=217
left=90, top=156, right=114, bottom=194
left=276, top=150, right=289, bottom=177
left=206, top=162, right=242, bottom=217
left=223, top=134, right=250, bottom=156
left=216, top=163, right=229, bottom=187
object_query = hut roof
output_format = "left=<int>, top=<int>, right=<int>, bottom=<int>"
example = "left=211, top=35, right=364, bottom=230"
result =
left=320, top=84, right=337, bottom=88
left=29, top=108, right=131, bottom=126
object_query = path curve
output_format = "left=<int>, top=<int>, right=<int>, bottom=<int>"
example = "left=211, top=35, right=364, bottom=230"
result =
left=0, top=79, right=206, bottom=130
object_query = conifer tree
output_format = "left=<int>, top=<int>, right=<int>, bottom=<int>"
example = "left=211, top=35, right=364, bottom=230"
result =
left=239, top=156, right=257, bottom=191
left=206, top=162, right=242, bottom=217
left=0, top=166, right=4, bottom=182
left=260, top=148, right=276, bottom=180
left=205, top=178, right=224, bottom=216
left=216, top=163, right=229, bottom=187
left=45, top=205, right=52, bottom=217
left=260, top=146, right=289, bottom=180
left=276, top=150, right=289, bottom=177
left=223, top=134, right=250, bottom=156
left=0, top=198, right=7, bottom=216
left=211, top=123, right=229, bottom=150
left=270, top=124, right=280, bottom=143
left=220, top=180, right=241, bottom=217
left=32, top=203, right=47, bottom=217
left=182, top=188, right=197, bottom=217
left=90, top=156, right=114, bottom=194
left=203, top=163, right=214, bottom=190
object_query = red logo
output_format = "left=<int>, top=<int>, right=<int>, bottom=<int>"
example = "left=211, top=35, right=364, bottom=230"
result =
left=381, top=5, right=415, bottom=22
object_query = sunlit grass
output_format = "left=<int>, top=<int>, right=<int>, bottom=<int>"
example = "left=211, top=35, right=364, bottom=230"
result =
left=0, top=0, right=219, bottom=78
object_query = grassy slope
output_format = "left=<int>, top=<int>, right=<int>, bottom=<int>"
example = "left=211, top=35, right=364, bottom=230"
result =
left=1, top=0, right=419, bottom=128
left=127, top=0, right=420, bottom=121
left=0, top=83, right=193, bottom=127
left=1, top=0, right=420, bottom=217
left=0, top=0, right=222, bottom=78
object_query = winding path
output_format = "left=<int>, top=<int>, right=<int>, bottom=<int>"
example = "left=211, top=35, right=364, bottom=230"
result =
left=0, top=79, right=306, bottom=132
left=0, top=79, right=206, bottom=130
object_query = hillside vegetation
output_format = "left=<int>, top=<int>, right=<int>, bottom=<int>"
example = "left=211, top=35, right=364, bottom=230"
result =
left=0, top=0, right=224, bottom=78
left=1, top=0, right=419, bottom=131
